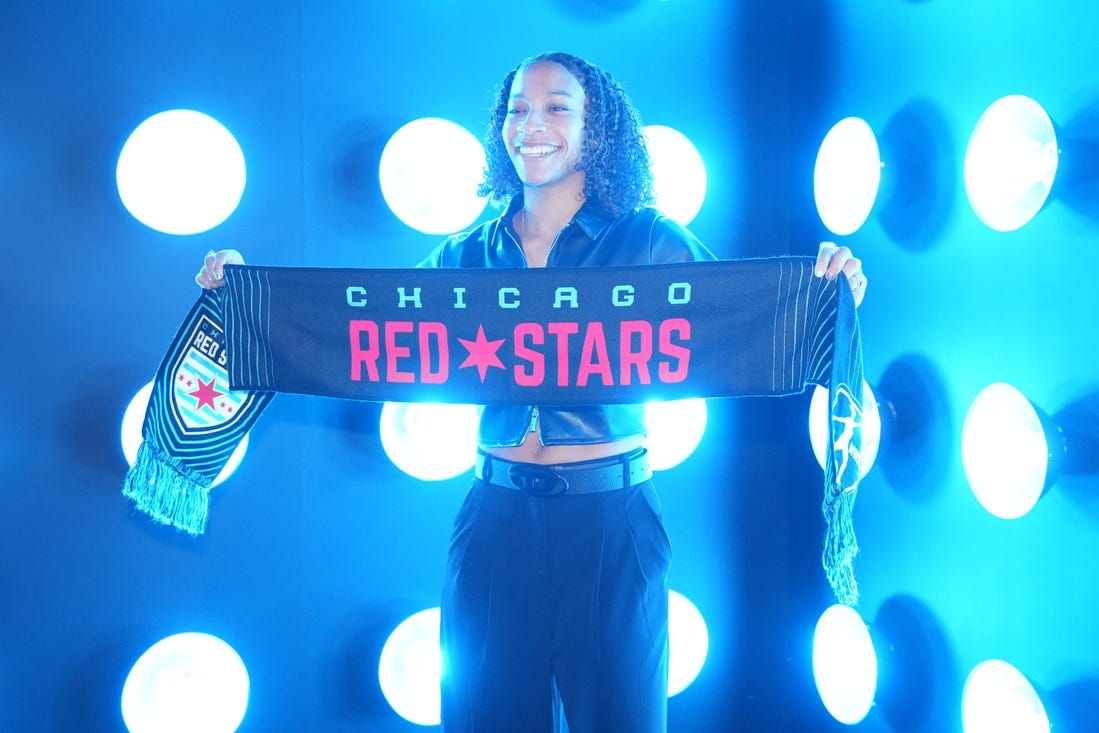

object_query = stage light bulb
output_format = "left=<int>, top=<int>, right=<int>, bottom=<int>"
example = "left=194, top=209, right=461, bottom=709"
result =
left=379, top=607, right=442, bottom=726
left=964, top=95, right=1058, bottom=232
left=962, top=659, right=1050, bottom=733
left=380, top=402, right=479, bottom=481
left=668, top=589, right=709, bottom=697
left=814, top=117, right=882, bottom=236
left=961, top=383, right=1049, bottom=519
left=645, top=124, right=708, bottom=226
left=813, top=603, right=877, bottom=725
left=121, top=632, right=249, bottom=733
left=645, top=398, right=708, bottom=471
left=379, top=117, right=488, bottom=234
left=116, top=109, right=246, bottom=235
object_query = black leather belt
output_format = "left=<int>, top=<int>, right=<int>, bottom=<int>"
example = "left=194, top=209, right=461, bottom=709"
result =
left=474, top=449, right=651, bottom=496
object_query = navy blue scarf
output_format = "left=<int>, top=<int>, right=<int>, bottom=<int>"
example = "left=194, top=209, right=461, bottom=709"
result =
left=123, top=257, right=864, bottom=603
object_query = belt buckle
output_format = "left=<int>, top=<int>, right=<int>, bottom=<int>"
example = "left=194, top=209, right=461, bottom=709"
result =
left=507, top=464, right=569, bottom=496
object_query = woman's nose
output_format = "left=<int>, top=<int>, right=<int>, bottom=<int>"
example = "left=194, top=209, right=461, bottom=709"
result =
left=518, top=111, right=546, bottom=133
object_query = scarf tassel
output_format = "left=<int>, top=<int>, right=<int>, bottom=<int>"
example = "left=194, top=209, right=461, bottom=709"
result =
left=822, top=486, right=859, bottom=606
left=122, top=440, right=211, bottom=536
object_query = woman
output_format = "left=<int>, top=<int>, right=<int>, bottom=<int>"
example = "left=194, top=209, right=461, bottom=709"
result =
left=198, top=52, right=866, bottom=733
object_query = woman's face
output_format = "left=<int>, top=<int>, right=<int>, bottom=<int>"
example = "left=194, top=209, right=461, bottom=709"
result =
left=502, top=60, right=587, bottom=193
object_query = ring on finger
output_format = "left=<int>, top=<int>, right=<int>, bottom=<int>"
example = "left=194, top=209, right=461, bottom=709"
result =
left=818, top=242, right=838, bottom=257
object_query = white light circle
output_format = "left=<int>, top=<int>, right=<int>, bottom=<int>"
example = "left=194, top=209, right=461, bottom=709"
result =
left=644, top=398, right=708, bottom=471
left=964, top=95, right=1058, bottom=232
left=808, top=380, right=881, bottom=480
left=812, top=603, right=877, bottom=725
left=961, top=383, right=1048, bottom=519
left=668, top=589, right=709, bottom=697
left=962, top=659, right=1050, bottom=733
left=379, top=607, right=442, bottom=727
left=380, top=402, right=479, bottom=481
left=116, top=109, right=246, bottom=235
left=645, top=124, right=707, bottom=226
left=379, top=117, right=489, bottom=234
left=814, top=117, right=882, bottom=236
left=121, top=380, right=248, bottom=488
left=121, top=632, right=249, bottom=733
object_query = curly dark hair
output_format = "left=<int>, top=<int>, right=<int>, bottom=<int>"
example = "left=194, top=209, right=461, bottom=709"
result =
left=477, top=52, right=655, bottom=217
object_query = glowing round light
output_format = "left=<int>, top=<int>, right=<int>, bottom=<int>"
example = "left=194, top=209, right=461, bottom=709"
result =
left=961, top=383, right=1049, bottom=519
left=808, top=380, right=881, bottom=480
left=121, top=380, right=248, bottom=488
left=962, top=659, right=1050, bottom=733
left=814, top=117, right=882, bottom=236
left=121, top=632, right=249, bottom=733
left=645, top=124, right=707, bottom=226
left=812, top=603, right=877, bottom=725
left=379, top=117, right=488, bottom=234
left=668, top=589, right=709, bottom=697
left=379, top=607, right=442, bottom=727
left=116, top=109, right=246, bottom=235
left=644, top=398, right=708, bottom=471
left=380, top=402, right=479, bottom=481
left=964, top=95, right=1058, bottom=232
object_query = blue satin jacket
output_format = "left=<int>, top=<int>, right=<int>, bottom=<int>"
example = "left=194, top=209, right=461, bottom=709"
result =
left=418, top=196, right=716, bottom=447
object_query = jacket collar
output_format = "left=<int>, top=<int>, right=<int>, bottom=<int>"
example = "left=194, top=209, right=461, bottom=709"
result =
left=504, top=195, right=617, bottom=242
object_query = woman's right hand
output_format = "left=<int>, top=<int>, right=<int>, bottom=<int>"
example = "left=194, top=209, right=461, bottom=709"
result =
left=196, top=249, right=245, bottom=289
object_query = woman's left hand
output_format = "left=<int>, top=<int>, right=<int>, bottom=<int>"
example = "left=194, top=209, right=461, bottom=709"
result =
left=815, top=241, right=867, bottom=308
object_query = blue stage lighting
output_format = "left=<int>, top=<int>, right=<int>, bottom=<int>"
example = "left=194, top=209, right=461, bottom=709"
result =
left=379, top=607, right=442, bottom=726
left=379, top=401, right=479, bottom=481
left=121, top=380, right=248, bottom=488
left=808, top=380, right=882, bottom=481
left=644, top=124, right=707, bottom=226
left=379, top=117, right=488, bottom=235
left=645, top=398, right=708, bottom=471
left=812, top=603, right=877, bottom=725
left=961, top=383, right=1051, bottom=519
left=962, top=659, right=1050, bottom=733
left=116, top=109, right=246, bottom=235
left=121, top=632, right=249, bottom=733
left=668, top=589, right=709, bottom=697
left=964, top=95, right=1058, bottom=232
left=814, top=117, right=882, bottom=236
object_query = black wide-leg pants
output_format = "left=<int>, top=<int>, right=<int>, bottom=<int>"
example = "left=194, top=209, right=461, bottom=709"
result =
left=440, top=477, right=671, bottom=733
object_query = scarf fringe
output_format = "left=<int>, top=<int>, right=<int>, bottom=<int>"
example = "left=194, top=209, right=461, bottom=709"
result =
left=822, top=486, right=859, bottom=606
left=122, top=440, right=211, bottom=536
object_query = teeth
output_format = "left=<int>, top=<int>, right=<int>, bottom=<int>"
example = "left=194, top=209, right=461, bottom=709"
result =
left=519, top=145, right=556, bottom=156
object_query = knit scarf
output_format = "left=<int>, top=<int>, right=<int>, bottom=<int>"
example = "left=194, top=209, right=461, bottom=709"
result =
left=123, top=257, right=864, bottom=604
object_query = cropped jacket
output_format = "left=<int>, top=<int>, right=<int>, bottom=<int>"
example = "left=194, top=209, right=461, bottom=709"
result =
left=418, top=196, right=715, bottom=447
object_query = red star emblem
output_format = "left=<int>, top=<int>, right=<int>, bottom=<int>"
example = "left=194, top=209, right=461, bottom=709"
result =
left=189, top=376, right=224, bottom=412
left=457, top=325, right=506, bottom=383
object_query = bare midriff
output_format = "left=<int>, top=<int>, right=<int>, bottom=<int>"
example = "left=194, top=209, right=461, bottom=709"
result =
left=482, top=428, right=645, bottom=465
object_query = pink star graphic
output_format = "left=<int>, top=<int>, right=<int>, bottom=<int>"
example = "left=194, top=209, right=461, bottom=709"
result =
left=189, top=376, right=224, bottom=412
left=457, top=325, right=506, bottom=383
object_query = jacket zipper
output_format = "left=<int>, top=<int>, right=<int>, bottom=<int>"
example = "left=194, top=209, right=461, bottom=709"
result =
left=506, top=216, right=565, bottom=268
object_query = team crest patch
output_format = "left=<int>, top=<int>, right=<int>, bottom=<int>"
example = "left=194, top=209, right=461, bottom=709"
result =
left=169, top=313, right=249, bottom=432
left=830, top=381, right=864, bottom=491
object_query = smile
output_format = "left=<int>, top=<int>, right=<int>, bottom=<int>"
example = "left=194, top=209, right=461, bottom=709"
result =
left=518, top=144, right=558, bottom=157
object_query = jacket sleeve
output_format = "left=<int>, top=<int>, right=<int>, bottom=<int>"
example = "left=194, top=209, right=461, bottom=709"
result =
left=646, top=210, right=718, bottom=263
